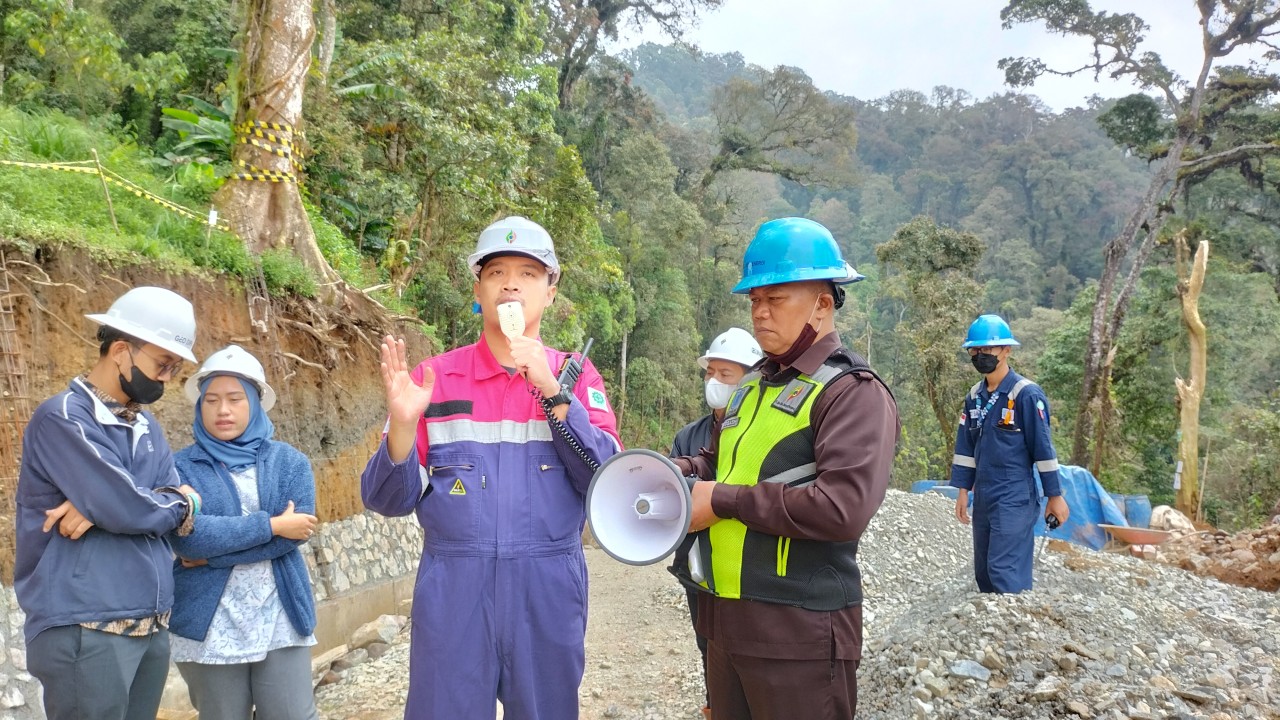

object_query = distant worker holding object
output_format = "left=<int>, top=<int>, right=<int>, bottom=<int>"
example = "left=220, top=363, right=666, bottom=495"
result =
left=361, top=216, right=622, bottom=720
left=950, top=314, right=1070, bottom=593
left=671, top=217, right=900, bottom=720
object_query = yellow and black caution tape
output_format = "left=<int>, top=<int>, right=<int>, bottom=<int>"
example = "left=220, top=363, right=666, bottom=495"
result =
left=229, top=159, right=296, bottom=184
left=230, top=120, right=305, bottom=182
left=242, top=136, right=294, bottom=160
left=0, top=157, right=236, bottom=235
left=99, top=169, right=234, bottom=232
left=235, top=124, right=298, bottom=150
left=0, top=159, right=99, bottom=175
left=236, top=120, right=305, bottom=139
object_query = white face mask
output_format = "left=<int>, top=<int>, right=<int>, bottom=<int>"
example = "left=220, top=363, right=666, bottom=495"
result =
left=705, top=378, right=737, bottom=410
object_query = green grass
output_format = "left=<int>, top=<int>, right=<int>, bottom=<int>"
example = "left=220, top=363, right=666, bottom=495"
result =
left=0, top=106, right=250, bottom=275
left=0, top=107, right=382, bottom=299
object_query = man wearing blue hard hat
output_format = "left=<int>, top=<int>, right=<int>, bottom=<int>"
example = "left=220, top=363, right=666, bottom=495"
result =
left=670, top=217, right=899, bottom=719
left=949, top=314, right=1070, bottom=593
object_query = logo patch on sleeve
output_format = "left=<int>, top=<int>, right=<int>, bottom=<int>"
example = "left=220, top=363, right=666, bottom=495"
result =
left=588, top=387, right=609, bottom=410
left=771, top=379, right=816, bottom=416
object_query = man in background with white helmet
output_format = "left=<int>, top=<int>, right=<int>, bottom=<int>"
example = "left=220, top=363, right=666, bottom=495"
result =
left=15, top=286, right=203, bottom=720
left=362, top=216, right=622, bottom=720
left=668, top=327, right=761, bottom=720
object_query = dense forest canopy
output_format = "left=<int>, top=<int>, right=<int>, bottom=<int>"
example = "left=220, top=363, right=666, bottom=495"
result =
left=1, top=0, right=1278, bottom=528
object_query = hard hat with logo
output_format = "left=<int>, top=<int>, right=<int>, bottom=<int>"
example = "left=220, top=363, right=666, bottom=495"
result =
left=86, top=286, right=197, bottom=362
left=733, top=217, right=863, bottom=294
left=184, top=344, right=277, bottom=411
left=467, top=216, right=561, bottom=285
left=962, top=314, right=1020, bottom=348
left=698, top=327, right=763, bottom=370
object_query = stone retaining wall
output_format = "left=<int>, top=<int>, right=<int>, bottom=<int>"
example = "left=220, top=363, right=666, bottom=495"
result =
left=0, top=511, right=423, bottom=719
left=305, top=511, right=423, bottom=601
left=0, top=586, right=44, bottom=720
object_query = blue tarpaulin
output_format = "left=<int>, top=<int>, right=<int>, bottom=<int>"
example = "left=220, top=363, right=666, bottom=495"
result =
left=911, top=467, right=1134, bottom=550
left=1033, top=465, right=1129, bottom=550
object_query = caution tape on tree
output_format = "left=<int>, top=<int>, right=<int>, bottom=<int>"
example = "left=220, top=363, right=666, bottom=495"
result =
left=229, top=159, right=297, bottom=183
left=231, top=119, right=304, bottom=182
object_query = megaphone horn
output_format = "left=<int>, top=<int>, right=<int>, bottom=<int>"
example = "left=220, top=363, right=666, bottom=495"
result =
left=586, top=449, right=695, bottom=566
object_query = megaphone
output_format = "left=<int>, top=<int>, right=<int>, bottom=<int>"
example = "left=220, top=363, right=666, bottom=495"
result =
left=586, top=449, right=699, bottom=569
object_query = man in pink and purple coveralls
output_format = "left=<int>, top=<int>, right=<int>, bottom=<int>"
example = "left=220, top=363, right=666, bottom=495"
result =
left=361, top=216, right=622, bottom=720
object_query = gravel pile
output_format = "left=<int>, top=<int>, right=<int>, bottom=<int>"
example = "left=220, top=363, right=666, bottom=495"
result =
left=860, top=489, right=971, bottom=635
left=315, top=490, right=1280, bottom=720
left=859, top=493, right=1280, bottom=720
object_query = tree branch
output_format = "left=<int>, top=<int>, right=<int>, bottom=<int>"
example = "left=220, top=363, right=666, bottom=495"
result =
left=1177, top=142, right=1280, bottom=179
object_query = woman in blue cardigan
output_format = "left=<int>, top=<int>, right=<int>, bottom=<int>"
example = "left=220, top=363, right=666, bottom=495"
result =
left=168, top=345, right=320, bottom=720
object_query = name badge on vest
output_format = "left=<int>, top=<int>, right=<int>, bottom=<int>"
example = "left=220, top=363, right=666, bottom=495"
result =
left=725, top=385, right=752, bottom=419
left=772, top=378, right=816, bottom=416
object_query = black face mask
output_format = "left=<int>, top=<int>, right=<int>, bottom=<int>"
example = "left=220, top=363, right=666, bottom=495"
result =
left=971, top=352, right=1000, bottom=375
left=119, top=365, right=165, bottom=404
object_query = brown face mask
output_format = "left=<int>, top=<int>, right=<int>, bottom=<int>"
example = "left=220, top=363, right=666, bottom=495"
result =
left=765, top=299, right=821, bottom=367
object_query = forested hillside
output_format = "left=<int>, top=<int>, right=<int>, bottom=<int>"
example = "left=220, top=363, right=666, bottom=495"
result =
left=2, top=0, right=1278, bottom=528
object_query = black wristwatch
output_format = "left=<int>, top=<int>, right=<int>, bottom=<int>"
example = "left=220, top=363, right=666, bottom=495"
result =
left=545, top=386, right=573, bottom=407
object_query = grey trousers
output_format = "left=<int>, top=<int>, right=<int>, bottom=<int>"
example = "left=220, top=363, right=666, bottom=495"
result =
left=27, top=625, right=171, bottom=720
left=177, top=645, right=319, bottom=720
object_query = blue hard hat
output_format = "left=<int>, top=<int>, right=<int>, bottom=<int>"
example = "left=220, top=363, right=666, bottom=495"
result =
left=962, top=314, right=1020, bottom=348
left=733, top=218, right=864, bottom=294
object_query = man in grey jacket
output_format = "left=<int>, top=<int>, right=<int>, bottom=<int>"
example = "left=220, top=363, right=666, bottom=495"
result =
left=15, top=286, right=201, bottom=720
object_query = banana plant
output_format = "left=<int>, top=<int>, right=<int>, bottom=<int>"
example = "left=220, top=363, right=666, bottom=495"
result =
left=160, top=94, right=234, bottom=160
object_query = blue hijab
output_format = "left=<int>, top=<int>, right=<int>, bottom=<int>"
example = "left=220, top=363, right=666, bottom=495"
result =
left=192, top=374, right=275, bottom=471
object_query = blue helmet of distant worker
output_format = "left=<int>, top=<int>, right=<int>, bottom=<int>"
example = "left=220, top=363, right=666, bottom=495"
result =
left=733, top=218, right=863, bottom=307
left=962, top=314, right=1020, bottom=348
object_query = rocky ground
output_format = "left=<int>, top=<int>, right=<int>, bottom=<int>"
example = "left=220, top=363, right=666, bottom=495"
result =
left=315, top=490, right=1280, bottom=719
left=1157, top=522, right=1280, bottom=592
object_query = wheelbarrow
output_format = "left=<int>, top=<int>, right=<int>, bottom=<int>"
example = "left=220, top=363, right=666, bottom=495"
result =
left=1098, top=523, right=1173, bottom=558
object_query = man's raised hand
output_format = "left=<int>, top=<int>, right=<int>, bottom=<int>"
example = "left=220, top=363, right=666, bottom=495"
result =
left=381, top=335, right=434, bottom=426
left=381, top=335, right=433, bottom=463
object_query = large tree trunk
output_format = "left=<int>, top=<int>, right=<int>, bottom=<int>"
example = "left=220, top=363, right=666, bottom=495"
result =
left=214, top=0, right=339, bottom=295
left=1174, top=232, right=1208, bottom=517
left=1071, top=138, right=1187, bottom=468
left=556, top=25, right=600, bottom=110
left=316, top=0, right=337, bottom=83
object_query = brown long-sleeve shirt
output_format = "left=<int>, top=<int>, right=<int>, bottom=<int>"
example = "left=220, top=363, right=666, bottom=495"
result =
left=674, top=331, right=900, bottom=660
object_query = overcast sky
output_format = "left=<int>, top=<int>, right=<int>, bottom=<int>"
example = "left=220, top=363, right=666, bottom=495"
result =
left=614, top=0, right=1228, bottom=112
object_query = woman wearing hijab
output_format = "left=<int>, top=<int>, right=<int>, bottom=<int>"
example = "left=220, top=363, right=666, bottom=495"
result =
left=167, top=345, right=320, bottom=720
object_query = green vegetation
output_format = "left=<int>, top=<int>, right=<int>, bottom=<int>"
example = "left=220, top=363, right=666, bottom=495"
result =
left=2, top=0, right=1278, bottom=527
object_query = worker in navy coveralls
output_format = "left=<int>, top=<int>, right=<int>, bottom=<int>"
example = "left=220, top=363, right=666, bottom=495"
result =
left=949, top=314, right=1070, bottom=593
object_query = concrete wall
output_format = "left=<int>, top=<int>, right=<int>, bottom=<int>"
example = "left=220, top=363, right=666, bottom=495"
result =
left=4, top=511, right=423, bottom=719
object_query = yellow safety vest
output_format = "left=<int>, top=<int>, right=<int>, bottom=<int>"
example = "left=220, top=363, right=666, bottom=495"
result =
left=694, top=353, right=866, bottom=611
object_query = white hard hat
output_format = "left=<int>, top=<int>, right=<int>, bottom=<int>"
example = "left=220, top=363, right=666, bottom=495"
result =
left=184, top=344, right=277, bottom=411
left=466, top=216, right=561, bottom=285
left=86, top=286, right=197, bottom=362
left=698, top=327, right=763, bottom=370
